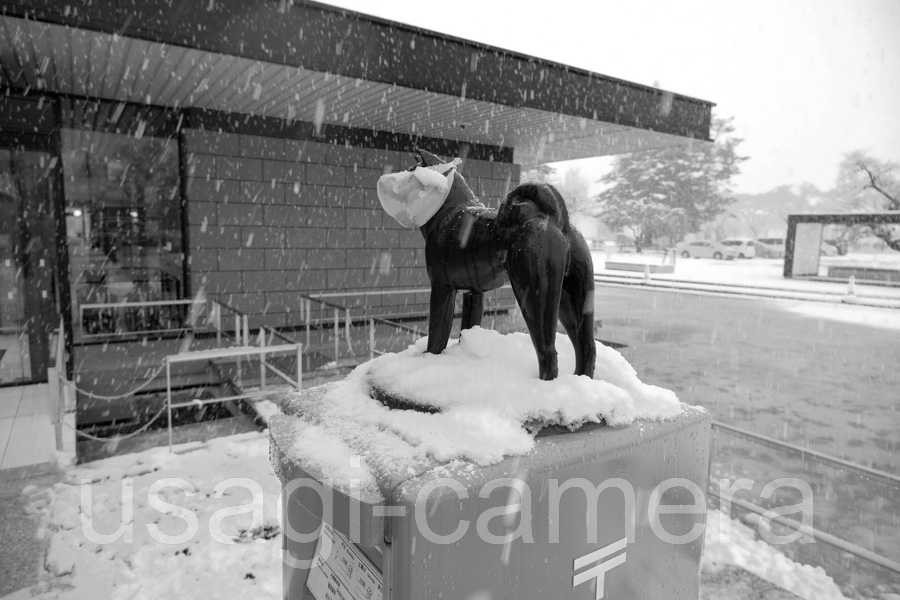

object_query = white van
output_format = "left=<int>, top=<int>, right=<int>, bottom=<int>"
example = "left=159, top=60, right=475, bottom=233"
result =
left=755, top=237, right=786, bottom=258
left=720, top=238, right=756, bottom=259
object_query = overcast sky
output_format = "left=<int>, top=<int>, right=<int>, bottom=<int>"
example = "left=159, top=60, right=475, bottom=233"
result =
left=324, top=0, right=900, bottom=195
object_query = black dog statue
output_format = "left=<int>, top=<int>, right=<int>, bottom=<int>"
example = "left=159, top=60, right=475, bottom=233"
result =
left=377, top=149, right=596, bottom=380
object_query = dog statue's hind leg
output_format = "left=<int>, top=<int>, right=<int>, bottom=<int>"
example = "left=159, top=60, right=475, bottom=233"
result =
left=506, top=222, right=568, bottom=380
left=559, top=227, right=596, bottom=377
left=559, top=268, right=596, bottom=378
left=461, top=292, right=484, bottom=330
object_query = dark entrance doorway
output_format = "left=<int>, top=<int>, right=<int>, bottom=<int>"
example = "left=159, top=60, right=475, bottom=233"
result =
left=0, top=146, right=61, bottom=384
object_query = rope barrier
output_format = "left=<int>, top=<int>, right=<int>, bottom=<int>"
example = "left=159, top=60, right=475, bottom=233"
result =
left=67, top=405, right=168, bottom=441
left=67, top=364, right=166, bottom=400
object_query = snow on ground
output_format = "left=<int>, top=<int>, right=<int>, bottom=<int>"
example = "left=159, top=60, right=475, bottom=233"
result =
left=13, top=429, right=847, bottom=600
left=703, top=509, right=846, bottom=600
left=18, top=433, right=282, bottom=600
left=783, top=300, right=900, bottom=331
left=592, top=252, right=900, bottom=302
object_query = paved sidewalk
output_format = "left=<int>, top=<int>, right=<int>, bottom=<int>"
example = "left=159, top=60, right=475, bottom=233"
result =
left=0, top=384, right=58, bottom=470
left=0, top=385, right=61, bottom=597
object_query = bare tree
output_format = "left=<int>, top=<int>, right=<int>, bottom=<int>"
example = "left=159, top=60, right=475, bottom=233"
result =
left=520, top=163, right=556, bottom=184
left=836, top=151, right=900, bottom=252
left=556, top=167, right=594, bottom=217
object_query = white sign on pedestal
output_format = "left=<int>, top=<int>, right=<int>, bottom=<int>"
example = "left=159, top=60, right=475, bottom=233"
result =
left=307, top=522, right=383, bottom=600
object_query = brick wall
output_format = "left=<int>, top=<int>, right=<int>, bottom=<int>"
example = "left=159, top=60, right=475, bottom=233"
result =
left=183, top=129, right=519, bottom=329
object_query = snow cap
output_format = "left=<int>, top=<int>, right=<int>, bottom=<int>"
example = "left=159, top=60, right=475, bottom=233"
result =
left=377, top=158, right=462, bottom=227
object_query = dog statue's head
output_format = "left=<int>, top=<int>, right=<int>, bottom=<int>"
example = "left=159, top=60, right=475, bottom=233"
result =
left=376, top=150, right=461, bottom=228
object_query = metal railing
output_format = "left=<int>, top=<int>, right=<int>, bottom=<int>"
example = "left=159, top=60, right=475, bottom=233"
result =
left=710, top=419, right=900, bottom=576
left=707, top=486, right=900, bottom=575
left=63, top=288, right=501, bottom=448
left=712, top=420, right=900, bottom=487
left=299, top=286, right=512, bottom=368
left=163, top=330, right=302, bottom=451
left=209, top=298, right=250, bottom=347
left=260, top=326, right=304, bottom=392
left=298, top=294, right=355, bottom=368
left=368, top=317, right=425, bottom=359
left=78, top=298, right=195, bottom=340
left=76, top=294, right=256, bottom=343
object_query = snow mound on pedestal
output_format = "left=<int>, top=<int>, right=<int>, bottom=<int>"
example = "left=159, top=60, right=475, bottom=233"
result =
left=366, top=327, right=681, bottom=427
left=274, top=328, right=686, bottom=500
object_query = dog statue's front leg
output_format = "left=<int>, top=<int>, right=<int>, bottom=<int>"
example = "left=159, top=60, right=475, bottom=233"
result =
left=426, top=284, right=456, bottom=354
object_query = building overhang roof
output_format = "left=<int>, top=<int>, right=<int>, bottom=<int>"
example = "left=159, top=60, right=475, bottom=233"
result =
left=0, top=1, right=714, bottom=164
left=788, top=212, right=900, bottom=225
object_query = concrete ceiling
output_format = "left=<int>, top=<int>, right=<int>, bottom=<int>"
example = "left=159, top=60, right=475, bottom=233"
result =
left=0, top=16, right=701, bottom=165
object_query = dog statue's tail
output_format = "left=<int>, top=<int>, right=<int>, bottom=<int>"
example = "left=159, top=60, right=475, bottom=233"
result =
left=498, top=181, right=596, bottom=380
left=497, top=182, right=570, bottom=234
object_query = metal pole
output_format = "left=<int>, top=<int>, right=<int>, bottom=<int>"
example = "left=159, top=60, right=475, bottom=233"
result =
left=259, top=328, right=266, bottom=390
left=235, top=313, right=242, bottom=387
left=333, top=307, right=339, bottom=363
left=708, top=487, right=900, bottom=575
left=296, top=343, right=303, bottom=391
left=712, top=420, right=900, bottom=488
left=369, top=318, right=375, bottom=360
left=243, top=315, right=249, bottom=347
left=215, top=303, right=222, bottom=348
left=166, top=360, right=173, bottom=452
left=305, top=299, right=310, bottom=353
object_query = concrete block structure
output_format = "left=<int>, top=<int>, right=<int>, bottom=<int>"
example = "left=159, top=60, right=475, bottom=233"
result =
left=181, top=129, right=519, bottom=327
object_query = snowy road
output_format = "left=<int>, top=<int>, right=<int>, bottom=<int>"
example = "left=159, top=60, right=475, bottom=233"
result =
left=595, top=285, right=899, bottom=471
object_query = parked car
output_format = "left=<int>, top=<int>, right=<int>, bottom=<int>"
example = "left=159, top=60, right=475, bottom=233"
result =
left=755, top=237, right=786, bottom=258
left=675, top=241, right=739, bottom=260
left=719, top=237, right=756, bottom=259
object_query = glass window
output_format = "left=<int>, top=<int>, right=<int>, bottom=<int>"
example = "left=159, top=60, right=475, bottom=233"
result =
left=0, top=148, right=59, bottom=383
left=60, top=129, right=183, bottom=341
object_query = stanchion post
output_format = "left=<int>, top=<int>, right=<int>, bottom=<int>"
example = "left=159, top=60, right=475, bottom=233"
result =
left=369, top=318, right=375, bottom=360
left=235, top=313, right=243, bottom=387
left=259, top=328, right=267, bottom=390
left=333, top=307, right=339, bottom=363
left=215, top=303, right=222, bottom=347
left=305, top=299, right=311, bottom=353
left=296, top=343, right=303, bottom=391
left=166, top=360, right=173, bottom=452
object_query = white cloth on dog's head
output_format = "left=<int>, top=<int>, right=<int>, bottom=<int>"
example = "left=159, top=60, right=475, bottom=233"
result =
left=377, top=158, right=462, bottom=227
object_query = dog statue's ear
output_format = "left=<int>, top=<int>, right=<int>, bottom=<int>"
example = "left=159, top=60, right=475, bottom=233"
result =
left=416, top=149, right=445, bottom=167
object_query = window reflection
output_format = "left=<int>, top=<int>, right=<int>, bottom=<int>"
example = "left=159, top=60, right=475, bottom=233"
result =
left=61, top=129, right=183, bottom=341
left=0, top=148, right=58, bottom=382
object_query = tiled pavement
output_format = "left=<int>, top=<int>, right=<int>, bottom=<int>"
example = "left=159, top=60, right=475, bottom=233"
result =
left=0, top=384, right=57, bottom=470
